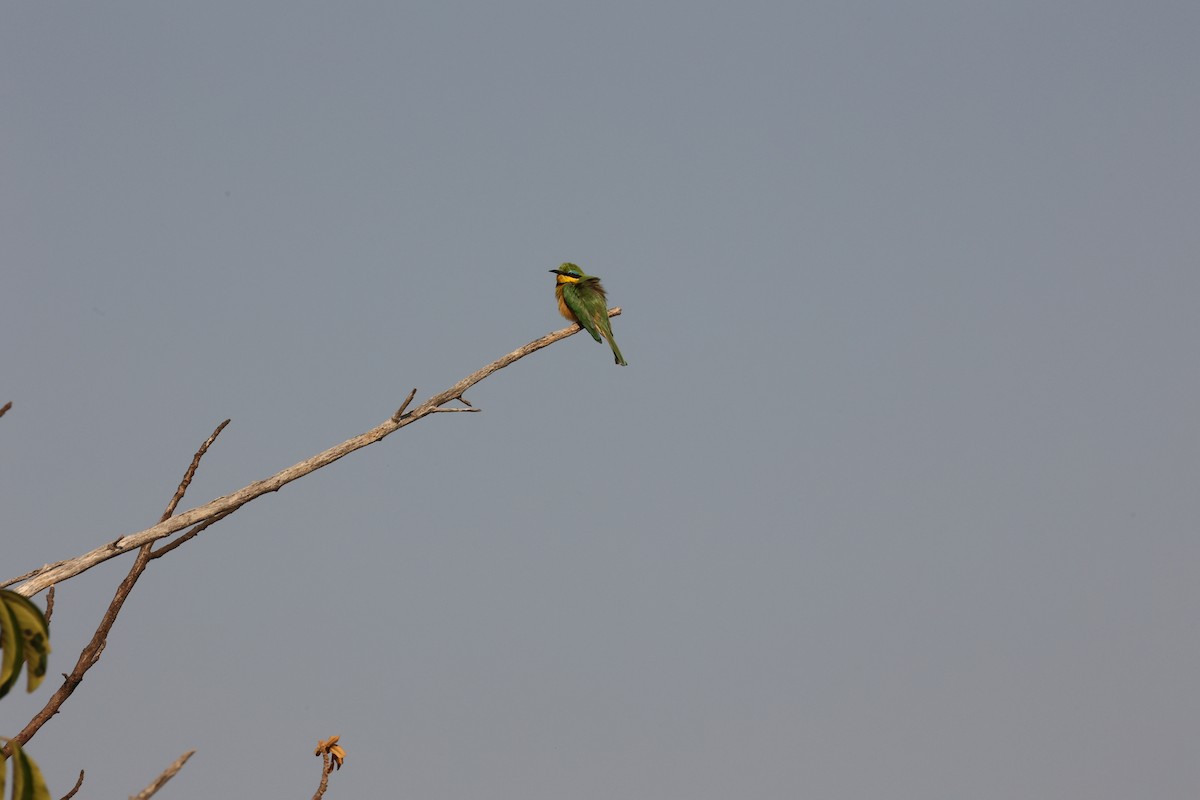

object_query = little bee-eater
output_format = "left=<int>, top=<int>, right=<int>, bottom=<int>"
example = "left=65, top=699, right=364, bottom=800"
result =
left=550, top=263, right=627, bottom=366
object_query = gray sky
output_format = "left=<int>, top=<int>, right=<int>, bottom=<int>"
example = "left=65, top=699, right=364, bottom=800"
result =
left=3, top=2, right=1199, bottom=798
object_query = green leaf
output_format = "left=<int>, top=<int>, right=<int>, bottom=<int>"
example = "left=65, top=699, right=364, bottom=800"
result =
left=0, top=592, right=49, bottom=694
left=0, top=596, right=24, bottom=700
left=8, top=739, right=28, bottom=800
left=9, top=738, right=31, bottom=800
left=2, top=740, right=53, bottom=800
left=13, top=742, right=51, bottom=800
left=1, top=740, right=52, bottom=800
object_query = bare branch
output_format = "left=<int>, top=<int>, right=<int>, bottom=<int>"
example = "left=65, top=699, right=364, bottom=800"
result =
left=0, top=560, right=69, bottom=589
left=4, top=422, right=230, bottom=751
left=130, top=749, right=195, bottom=800
left=6, top=310, right=622, bottom=598
left=5, top=545, right=154, bottom=751
left=0, top=401, right=11, bottom=418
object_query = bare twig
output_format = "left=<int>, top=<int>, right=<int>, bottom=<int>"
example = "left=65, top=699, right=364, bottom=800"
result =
left=391, top=388, right=418, bottom=422
left=161, top=420, right=230, bottom=522
left=130, top=749, right=195, bottom=800
left=44, top=586, right=55, bottom=624
left=150, top=508, right=236, bottom=559
left=7, top=310, right=622, bottom=598
left=58, top=769, right=85, bottom=800
left=0, top=401, right=11, bottom=418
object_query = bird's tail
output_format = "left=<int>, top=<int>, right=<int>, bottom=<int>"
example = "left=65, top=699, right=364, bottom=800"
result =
left=607, top=336, right=627, bottom=366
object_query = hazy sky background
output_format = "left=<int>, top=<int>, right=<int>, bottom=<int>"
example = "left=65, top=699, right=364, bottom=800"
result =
left=3, top=2, right=1199, bottom=798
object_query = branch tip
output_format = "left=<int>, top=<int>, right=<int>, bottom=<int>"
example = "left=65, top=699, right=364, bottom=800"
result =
left=59, top=769, right=85, bottom=800
left=161, top=419, right=231, bottom=522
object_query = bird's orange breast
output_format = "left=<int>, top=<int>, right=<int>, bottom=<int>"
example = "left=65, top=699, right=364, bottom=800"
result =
left=555, top=286, right=578, bottom=322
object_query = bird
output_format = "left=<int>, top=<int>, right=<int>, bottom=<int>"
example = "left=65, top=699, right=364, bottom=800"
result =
left=549, top=263, right=627, bottom=366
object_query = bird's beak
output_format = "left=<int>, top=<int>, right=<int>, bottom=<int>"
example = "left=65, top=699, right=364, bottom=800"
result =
left=549, top=268, right=564, bottom=275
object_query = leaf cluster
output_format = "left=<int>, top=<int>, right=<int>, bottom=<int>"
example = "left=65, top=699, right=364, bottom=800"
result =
left=0, top=590, right=51, bottom=800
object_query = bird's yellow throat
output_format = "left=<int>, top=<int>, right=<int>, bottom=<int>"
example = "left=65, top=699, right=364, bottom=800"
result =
left=555, top=274, right=582, bottom=285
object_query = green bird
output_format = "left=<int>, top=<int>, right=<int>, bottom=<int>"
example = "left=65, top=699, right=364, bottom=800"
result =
left=550, top=262, right=627, bottom=366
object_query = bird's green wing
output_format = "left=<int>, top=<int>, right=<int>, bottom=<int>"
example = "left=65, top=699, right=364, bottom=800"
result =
left=563, top=287, right=604, bottom=343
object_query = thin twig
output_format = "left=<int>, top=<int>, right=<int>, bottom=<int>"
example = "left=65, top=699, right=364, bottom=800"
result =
left=391, top=388, right=418, bottom=422
left=130, top=749, right=195, bottom=800
left=148, top=420, right=234, bottom=558
left=58, top=769, right=85, bottom=800
left=150, top=508, right=235, bottom=559
left=44, top=586, right=55, bottom=624
left=7, top=309, right=622, bottom=598
left=0, top=401, right=11, bottom=418
left=161, top=420, right=230, bottom=522
left=0, top=560, right=69, bottom=589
